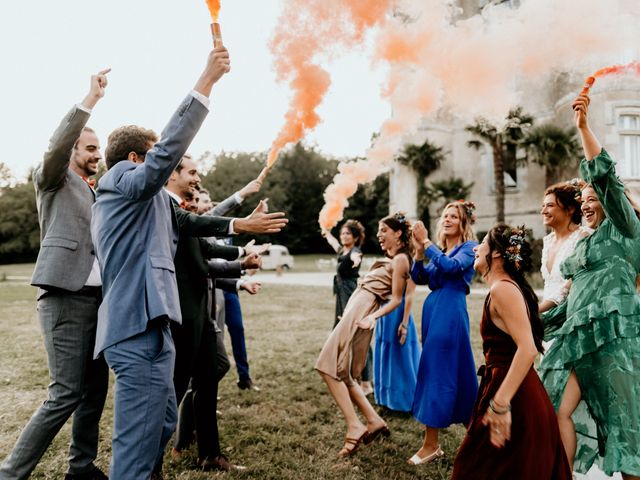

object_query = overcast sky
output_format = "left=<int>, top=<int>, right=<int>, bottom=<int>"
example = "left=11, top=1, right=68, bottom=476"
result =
left=0, top=1, right=390, bottom=180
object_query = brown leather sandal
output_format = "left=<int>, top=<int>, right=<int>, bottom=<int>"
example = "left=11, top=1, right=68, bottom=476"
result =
left=337, top=431, right=368, bottom=457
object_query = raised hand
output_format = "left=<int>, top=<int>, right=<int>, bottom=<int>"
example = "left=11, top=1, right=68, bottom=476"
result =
left=240, top=280, right=262, bottom=295
left=82, top=68, right=111, bottom=110
left=244, top=239, right=271, bottom=256
left=572, top=93, right=590, bottom=130
left=234, top=201, right=287, bottom=234
left=194, top=46, right=231, bottom=97
left=239, top=179, right=262, bottom=199
left=241, top=252, right=262, bottom=270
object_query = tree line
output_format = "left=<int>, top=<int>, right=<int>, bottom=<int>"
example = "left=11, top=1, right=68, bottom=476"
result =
left=0, top=108, right=580, bottom=264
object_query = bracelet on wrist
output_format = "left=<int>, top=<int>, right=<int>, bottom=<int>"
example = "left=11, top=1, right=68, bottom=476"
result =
left=489, top=398, right=511, bottom=415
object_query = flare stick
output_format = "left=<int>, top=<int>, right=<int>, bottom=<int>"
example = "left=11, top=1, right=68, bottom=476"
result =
left=211, top=22, right=223, bottom=48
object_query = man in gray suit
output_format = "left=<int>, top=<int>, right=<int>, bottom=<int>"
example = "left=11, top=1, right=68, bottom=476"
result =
left=91, top=47, right=287, bottom=479
left=0, top=71, right=111, bottom=480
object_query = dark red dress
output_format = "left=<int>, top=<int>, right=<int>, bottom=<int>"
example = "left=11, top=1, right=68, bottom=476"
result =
left=451, top=290, right=571, bottom=480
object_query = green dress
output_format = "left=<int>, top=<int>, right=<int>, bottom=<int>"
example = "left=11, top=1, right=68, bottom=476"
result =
left=552, top=149, right=640, bottom=476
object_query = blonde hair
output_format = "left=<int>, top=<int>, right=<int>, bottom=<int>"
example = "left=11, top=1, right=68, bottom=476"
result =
left=435, top=202, right=477, bottom=249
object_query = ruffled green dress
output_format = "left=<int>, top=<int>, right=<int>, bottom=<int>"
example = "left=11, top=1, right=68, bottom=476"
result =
left=551, top=149, right=640, bottom=476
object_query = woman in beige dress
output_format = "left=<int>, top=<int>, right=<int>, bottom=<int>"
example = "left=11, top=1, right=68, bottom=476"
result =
left=315, top=213, right=412, bottom=457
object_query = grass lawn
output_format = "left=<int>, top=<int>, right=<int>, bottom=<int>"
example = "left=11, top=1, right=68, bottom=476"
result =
left=0, top=268, right=487, bottom=479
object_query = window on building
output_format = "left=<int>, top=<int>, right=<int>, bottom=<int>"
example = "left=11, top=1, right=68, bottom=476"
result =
left=617, top=113, right=640, bottom=179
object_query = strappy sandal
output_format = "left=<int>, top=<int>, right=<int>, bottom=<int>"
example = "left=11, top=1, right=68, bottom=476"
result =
left=363, top=424, right=390, bottom=445
left=407, top=446, right=444, bottom=465
left=337, top=430, right=367, bottom=457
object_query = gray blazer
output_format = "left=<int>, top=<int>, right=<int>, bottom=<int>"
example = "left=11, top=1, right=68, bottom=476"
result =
left=91, top=94, right=232, bottom=357
left=31, top=106, right=96, bottom=293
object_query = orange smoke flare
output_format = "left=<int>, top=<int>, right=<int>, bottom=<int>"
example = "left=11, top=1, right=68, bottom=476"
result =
left=267, top=0, right=392, bottom=170
left=205, top=0, right=221, bottom=22
left=580, top=61, right=640, bottom=94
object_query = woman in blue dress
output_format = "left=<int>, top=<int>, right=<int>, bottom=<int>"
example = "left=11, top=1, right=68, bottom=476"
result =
left=407, top=201, right=479, bottom=465
left=373, top=279, right=421, bottom=412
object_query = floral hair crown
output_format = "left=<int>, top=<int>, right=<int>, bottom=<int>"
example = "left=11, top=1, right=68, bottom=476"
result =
left=393, top=212, right=407, bottom=224
left=457, top=200, right=477, bottom=224
left=567, top=178, right=583, bottom=198
left=501, top=225, right=526, bottom=271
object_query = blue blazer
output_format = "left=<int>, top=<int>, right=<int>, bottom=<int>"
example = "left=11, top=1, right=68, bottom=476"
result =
left=91, top=94, right=230, bottom=357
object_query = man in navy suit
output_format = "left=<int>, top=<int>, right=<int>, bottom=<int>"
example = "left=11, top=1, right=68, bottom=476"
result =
left=91, top=47, right=287, bottom=479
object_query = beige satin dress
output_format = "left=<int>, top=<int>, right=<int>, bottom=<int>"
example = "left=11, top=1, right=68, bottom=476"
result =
left=315, top=259, right=393, bottom=386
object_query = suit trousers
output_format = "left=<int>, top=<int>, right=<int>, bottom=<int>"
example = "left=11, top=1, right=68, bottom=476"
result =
left=103, top=320, right=176, bottom=480
left=223, top=290, right=251, bottom=381
left=0, top=291, right=108, bottom=480
left=172, top=320, right=222, bottom=460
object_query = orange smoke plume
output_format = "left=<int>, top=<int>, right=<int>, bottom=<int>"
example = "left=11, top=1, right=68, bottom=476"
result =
left=267, top=0, right=392, bottom=168
left=318, top=0, right=636, bottom=230
left=581, top=61, right=640, bottom=94
left=205, top=0, right=221, bottom=22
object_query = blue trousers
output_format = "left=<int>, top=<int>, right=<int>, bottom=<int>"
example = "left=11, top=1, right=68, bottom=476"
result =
left=103, top=320, right=176, bottom=480
left=223, top=291, right=250, bottom=381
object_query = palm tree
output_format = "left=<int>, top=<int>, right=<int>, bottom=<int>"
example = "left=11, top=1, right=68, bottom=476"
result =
left=466, top=107, right=534, bottom=223
left=427, top=177, right=475, bottom=214
left=396, top=139, right=446, bottom=228
left=523, top=124, right=581, bottom=186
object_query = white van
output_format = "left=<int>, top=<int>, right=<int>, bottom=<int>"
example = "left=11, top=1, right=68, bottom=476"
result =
left=260, top=245, right=295, bottom=270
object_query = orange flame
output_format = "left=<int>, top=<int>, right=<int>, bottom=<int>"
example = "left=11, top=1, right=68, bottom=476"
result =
left=582, top=61, right=640, bottom=93
left=205, top=0, right=221, bottom=22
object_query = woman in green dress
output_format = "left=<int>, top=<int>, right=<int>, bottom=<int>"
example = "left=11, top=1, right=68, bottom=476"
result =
left=553, top=93, right=640, bottom=479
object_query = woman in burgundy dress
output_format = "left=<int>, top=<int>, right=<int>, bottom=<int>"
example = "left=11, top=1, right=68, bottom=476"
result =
left=451, top=224, right=571, bottom=480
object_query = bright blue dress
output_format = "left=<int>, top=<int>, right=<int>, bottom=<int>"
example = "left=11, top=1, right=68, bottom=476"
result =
left=411, top=241, right=479, bottom=428
left=373, top=296, right=421, bottom=412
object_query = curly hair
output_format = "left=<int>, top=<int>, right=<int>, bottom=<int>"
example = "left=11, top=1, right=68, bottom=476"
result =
left=380, top=212, right=413, bottom=259
left=105, top=125, right=158, bottom=169
left=544, top=181, right=583, bottom=225
left=341, top=219, right=366, bottom=248
left=484, top=224, right=544, bottom=353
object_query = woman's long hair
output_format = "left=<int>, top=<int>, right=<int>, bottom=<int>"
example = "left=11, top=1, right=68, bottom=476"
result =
left=484, top=224, right=544, bottom=353
left=342, top=219, right=365, bottom=248
left=435, top=201, right=477, bottom=250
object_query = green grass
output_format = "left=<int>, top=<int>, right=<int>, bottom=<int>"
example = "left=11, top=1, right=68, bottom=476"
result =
left=0, top=269, right=487, bottom=479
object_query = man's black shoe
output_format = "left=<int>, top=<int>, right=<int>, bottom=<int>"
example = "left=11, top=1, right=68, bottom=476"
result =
left=64, top=467, right=108, bottom=480
left=237, top=378, right=261, bottom=391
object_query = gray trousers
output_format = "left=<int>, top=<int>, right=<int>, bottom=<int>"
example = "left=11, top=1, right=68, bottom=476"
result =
left=0, top=291, right=108, bottom=479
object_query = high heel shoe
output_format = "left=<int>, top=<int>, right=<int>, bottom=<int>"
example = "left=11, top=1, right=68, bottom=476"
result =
left=407, top=446, right=444, bottom=465
left=363, top=424, right=390, bottom=444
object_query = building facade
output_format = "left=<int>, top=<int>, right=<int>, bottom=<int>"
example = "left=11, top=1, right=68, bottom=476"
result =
left=389, top=0, right=640, bottom=238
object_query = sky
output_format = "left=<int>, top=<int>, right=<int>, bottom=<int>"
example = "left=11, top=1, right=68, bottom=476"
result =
left=0, top=1, right=390, bottom=180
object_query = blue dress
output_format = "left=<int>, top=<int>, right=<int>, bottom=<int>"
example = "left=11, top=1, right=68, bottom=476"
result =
left=373, top=296, right=421, bottom=412
left=411, top=241, right=479, bottom=428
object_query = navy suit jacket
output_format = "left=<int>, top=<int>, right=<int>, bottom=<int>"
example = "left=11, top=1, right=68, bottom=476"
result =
left=91, top=94, right=231, bottom=357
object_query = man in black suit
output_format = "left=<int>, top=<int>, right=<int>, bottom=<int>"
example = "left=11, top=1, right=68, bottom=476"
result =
left=164, top=155, right=268, bottom=471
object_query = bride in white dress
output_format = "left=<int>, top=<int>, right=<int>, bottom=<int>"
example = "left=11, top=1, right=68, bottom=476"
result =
left=538, top=181, right=617, bottom=480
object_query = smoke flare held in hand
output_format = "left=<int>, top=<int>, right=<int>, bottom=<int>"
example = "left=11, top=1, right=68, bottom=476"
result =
left=313, top=0, right=637, bottom=229
left=581, top=60, right=640, bottom=94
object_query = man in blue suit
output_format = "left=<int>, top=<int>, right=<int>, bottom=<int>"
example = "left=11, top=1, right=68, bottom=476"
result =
left=91, top=47, right=287, bottom=479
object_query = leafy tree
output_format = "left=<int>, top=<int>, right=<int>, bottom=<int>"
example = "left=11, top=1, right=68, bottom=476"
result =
left=426, top=177, right=475, bottom=214
left=0, top=181, right=40, bottom=263
left=523, top=124, right=581, bottom=186
left=396, top=139, right=445, bottom=229
left=466, top=107, right=534, bottom=223
left=200, top=144, right=339, bottom=254
left=0, top=163, right=13, bottom=188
